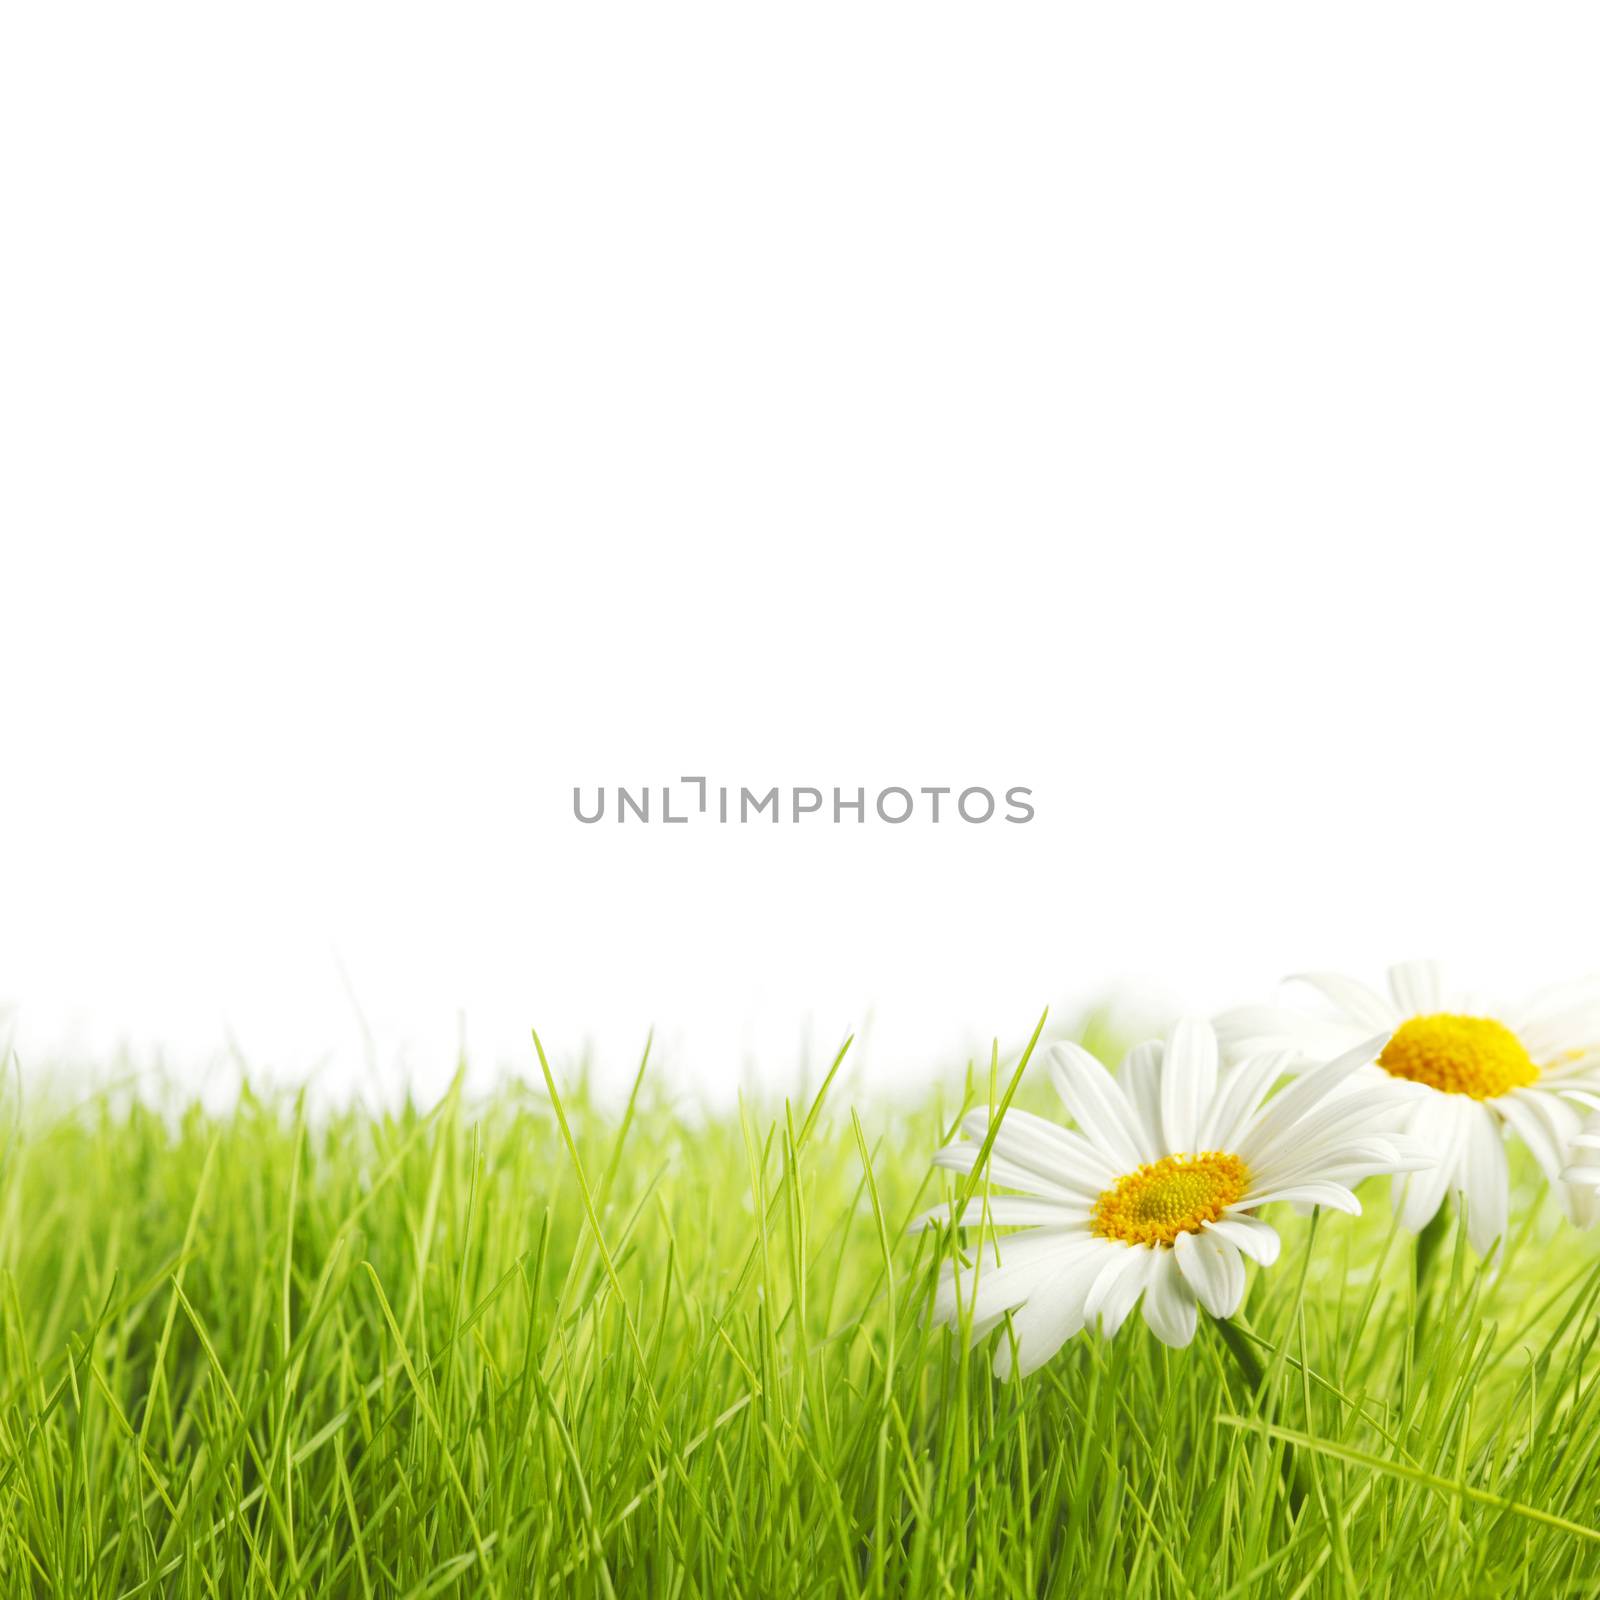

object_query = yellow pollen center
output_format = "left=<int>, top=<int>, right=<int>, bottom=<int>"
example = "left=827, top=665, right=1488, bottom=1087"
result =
left=1090, top=1152, right=1249, bottom=1247
left=1377, top=1013, right=1537, bottom=1099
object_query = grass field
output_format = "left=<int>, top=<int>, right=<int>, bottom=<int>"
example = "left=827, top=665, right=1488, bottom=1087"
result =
left=4, top=1023, right=1600, bottom=1597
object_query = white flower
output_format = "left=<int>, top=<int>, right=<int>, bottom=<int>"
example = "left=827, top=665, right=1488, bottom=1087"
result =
left=924, top=1019, right=1420, bottom=1376
left=1217, top=960, right=1600, bottom=1253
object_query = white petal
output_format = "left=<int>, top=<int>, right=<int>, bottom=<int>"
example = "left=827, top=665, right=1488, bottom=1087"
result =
left=1206, top=1213, right=1281, bottom=1266
left=1490, top=1088, right=1576, bottom=1184
left=910, top=1196, right=1091, bottom=1233
left=1174, top=1230, right=1246, bottom=1318
left=1234, top=1035, right=1390, bottom=1162
left=1117, top=1041, right=1166, bottom=1155
left=1140, top=1250, right=1199, bottom=1348
left=959, top=1108, right=1117, bottom=1194
left=1290, top=971, right=1399, bottom=1030
left=1199, top=1049, right=1296, bottom=1152
left=1161, top=1018, right=1218, bottom=1152
left=992, top=1245, right=1113, bottom=1379
left=1504, top=980, right=1600, bottom=1061
left=1044, top=1041, right=1150, bottom=1170
left=1561, top=1180, right=1600, bottom=1229
left=1393, top=1097, right=1462, bottom=1233
left=1534, top=1050, right=1600, bottom=1086
left=935, top=1234, right=1099, bottom=1327
left=1568, top=1107, right=1600, bottom=1155
left=1388, top=953, right=1452, bottom=1017
left=1240, top=1180, right=1362, bottom=1214
left=1213, top=1005, right=1367, bottom=1062
left=1365, top=1131, right=1439, bottom=1168
left=931, top=1144, right=1080, bottom=1201
left=1246, top=1134, right=1430, bottom=1194
left=933, top=1222, right=1084, bottom=1302
left=1388, top=960, right=1446, bottom=1018
left=1235, top=1081, right=1414, bottom=1184
left=1083, top=1244, right=1156, bottom=1337
left=1240, top=1089, right=1412, bottom=1181
left=1460, top=1104, right=1509, bottom=1257
left=1314, top=1148, right=1437, bottom=1186
left=967, top=1311, right=1008, bottom=1345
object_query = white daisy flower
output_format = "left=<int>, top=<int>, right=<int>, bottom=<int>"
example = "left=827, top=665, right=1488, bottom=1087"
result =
left=924, top=1020, right=1420, bottom=1377
left=1216, top=960, right=1600, bottom=1253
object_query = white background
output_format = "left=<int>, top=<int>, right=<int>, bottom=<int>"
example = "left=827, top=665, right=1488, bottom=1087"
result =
left=4, top=6, right=1598, bottom=1105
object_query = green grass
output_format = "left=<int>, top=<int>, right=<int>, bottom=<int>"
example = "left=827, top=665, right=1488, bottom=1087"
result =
left=4, top=1021, right=1600, bottom=1597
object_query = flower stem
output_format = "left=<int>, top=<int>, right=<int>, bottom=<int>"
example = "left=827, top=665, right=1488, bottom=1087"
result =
left=1213, top=1314, right=1266, bottom=1386
left=1212, top=1316, right=1310, bottom=1515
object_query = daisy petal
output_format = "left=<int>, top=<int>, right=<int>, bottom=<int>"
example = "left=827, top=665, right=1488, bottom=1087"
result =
left=1388, top=960, right=1445, bottom=1018
left=1044, top=1042, right=1149, bottom=1171
left=1141, top=1250, right=1199, bottom=1348
left=1491, top=1089, right=1577, bottom=1184
left=1234, top=1035, right=1390, bottom=1163
left=960, top=1108, right=1118, bottom=1194
left=1560, top=1181, right=1600, bottom=1229
left=1540, top=1051, right=1600, bottom=1086
left=1174, top=1229, right=1246, bottom=1319
left=1504, top=979, right=1600, bottom=1061
left=1290, top=971, right=1398, bottom=1031
left=968, top=1310, right=1009, bottom=1345
left=936, top=1236, right=1100, bottom=1328
left=1213, top=1006, right=1365, bottom=1060
left=1241, top=1180, right=1362, bottom=1214
left=1460, top=1104, right=1509, bottom=1257
left=1240, top=1090, right=1412, bottom=1179
left=1117, top=1042, right=1166, bottom=1156
left=931, top=1145, right=1080, bottom=1201
left=1161, top=1019, right=1218, bottom=1152
left=1083, top=1246, right=1155, bottom=1337
left=1206, top=1214, right=1281, bottom=1266
left=1393, top=1098, right=1462, bottom=1233
left=910, top=1196, right=1090, bottom=1233
left=1200, top=1049, right=1296, bottom=1151
left=992, top=1246, right=1111, bottom=1379
left=1247, top=1136, right=1431, bottom=1194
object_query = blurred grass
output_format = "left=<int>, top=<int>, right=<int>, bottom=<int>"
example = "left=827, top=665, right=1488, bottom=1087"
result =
left=3, top=1021, right=1600, bottom=1597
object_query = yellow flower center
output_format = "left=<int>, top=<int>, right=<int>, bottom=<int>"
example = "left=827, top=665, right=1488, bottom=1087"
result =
left=1090, top=1152, right=1249, bottom=1247
left=1377, top=1013, right=1537, bottom=1100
